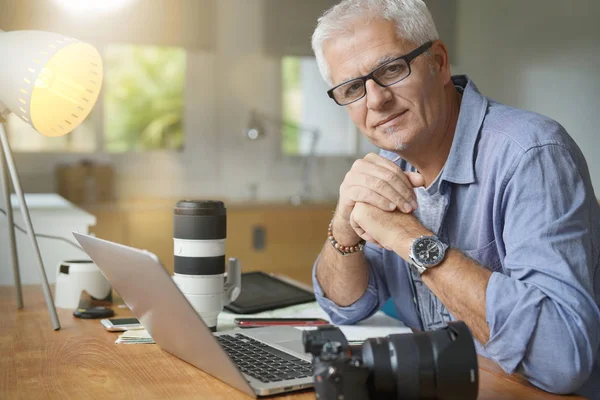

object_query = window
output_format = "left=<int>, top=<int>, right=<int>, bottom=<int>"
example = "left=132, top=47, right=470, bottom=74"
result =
left=7, top=44, right=186, bottom=153
left=281, top=57, right=302, bottom=155
left=281, top=56, right=378, bottom=157
left=104, top=45, right=186, bottom=152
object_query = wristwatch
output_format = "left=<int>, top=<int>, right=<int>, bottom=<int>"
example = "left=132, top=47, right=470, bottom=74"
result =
left=408, top=235, right=448, bottom=275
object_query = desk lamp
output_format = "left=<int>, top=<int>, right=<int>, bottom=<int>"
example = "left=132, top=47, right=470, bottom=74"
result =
left=0, top=29, right=103, bottom=330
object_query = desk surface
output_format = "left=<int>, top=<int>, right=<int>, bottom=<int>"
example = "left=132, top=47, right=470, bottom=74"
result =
left=0, top=285, right=585, bottom=400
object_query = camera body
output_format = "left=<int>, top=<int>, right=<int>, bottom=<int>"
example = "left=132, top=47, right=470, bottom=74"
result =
left=303, top=321, right=479, bottom=400
left=305, top=325, right=370, bottom=400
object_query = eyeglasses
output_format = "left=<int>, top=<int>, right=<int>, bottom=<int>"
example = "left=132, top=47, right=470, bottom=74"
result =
left=327, top=41, right=433, bottom=106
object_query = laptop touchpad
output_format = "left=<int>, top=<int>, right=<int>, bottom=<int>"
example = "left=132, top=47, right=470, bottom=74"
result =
left=276, top=339, right=307, bottom=355
left=245, top=327, right=308, bottom=356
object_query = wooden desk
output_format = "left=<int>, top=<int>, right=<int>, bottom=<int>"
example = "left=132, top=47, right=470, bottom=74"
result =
left=0, top=286, right=585, bottom=399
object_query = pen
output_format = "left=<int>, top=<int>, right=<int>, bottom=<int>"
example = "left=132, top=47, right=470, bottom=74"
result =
left=234, top=318, right=329, bottom=328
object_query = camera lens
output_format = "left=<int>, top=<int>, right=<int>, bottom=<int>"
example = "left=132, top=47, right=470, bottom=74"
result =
left=172, top=200, right=227, bottom=331
left=361, top=321, right=478, bottom=400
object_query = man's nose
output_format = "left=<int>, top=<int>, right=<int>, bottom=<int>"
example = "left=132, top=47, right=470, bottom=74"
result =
left=365, top=78, right=392, bottom=110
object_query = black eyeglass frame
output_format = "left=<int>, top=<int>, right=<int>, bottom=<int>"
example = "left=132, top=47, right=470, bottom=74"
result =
left=327, top=41, right=434, bottom=106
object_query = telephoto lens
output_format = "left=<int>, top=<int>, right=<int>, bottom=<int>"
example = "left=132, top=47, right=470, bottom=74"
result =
left=172, top=200, right=232, bottom=332
left=361, top=321, right=479, bottom=399
left=304, top=321, right=478, bottom=400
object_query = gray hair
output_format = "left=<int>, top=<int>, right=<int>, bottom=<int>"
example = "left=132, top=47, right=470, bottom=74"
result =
left=311, top=0, right=439, bottom=86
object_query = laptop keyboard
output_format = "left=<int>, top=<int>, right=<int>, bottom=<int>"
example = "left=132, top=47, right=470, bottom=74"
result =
left=215, top=333, right=313, bottom=383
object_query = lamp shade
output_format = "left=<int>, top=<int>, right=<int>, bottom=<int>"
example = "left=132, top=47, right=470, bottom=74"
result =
left=0, top=30, right=103, bottom=137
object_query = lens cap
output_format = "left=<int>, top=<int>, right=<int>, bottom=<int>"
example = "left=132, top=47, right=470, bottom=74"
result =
left=73, top=306, right=114, bottom=319
left=174, top=200, right=226, bottom=216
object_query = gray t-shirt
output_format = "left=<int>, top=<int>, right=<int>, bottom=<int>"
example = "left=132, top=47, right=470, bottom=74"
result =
left=411, top=168, right=454, bottom=330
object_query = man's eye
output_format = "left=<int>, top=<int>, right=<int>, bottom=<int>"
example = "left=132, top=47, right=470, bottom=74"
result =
left=343, top=82, right=362, bottom=96
left=380, top=63, right=406, bottom=78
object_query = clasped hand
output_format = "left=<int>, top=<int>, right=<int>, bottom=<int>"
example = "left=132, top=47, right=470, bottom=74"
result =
left=335, top=153, right=429, bottom=256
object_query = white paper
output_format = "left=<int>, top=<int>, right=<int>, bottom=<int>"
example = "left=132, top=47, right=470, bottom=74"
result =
left=219, top=301, right=411, bottom=341
left=115, top=328, right=155, bottom=344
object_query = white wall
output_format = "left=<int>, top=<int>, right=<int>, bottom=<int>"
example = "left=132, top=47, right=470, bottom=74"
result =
left=454, top=0, right=600, bottom=193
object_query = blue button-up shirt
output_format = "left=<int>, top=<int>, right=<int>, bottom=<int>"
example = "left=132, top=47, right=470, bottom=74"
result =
left=313, top=76, right=600, bottom=397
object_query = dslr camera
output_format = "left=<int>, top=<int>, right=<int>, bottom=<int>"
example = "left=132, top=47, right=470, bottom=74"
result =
left=302, top=321, right=478, bottom=400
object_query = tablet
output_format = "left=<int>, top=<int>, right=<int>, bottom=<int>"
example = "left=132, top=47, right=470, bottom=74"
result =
left=224, top=271, right=315, bottom=314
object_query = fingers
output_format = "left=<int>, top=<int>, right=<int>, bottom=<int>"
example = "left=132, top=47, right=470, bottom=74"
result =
left=362, top=233, right=381, bottom=246
left=350, top=211, right=382, bottom=247
left=364, top=154, right=425, bottom=188
left=364, top=153, right=425, bottom=183
left=363, top=152, right=405, bottom=174
left=405, top=171, right=425, bottom=188
left=363, top=152, right=396, bottom=166
left=338, top=152, right=421, bottom=227
left=346, top=180, right=397, bottom=211
left=347, top=165, right=417, bottom=212
left=349, top=213, right=364, bottom=236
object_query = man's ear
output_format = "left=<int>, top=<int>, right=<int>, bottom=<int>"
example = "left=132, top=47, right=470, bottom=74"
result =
left=432, top=40, right=452, bottom=85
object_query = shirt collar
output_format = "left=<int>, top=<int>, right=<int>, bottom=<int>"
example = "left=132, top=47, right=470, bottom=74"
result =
left=440, top=75, right=488, bottom=185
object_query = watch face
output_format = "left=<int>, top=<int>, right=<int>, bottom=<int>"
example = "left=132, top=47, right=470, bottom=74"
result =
left=414, top=237, right=443, bottom=265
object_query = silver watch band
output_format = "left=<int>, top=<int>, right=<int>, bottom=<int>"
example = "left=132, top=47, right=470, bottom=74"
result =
left=409, top=255, right=428, bottom=275
left=409, top=236, right=448, bottom=275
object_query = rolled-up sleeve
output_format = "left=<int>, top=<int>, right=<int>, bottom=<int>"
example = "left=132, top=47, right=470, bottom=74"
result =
left=313, top=242, right=391, bottom=325
left=485, top=143, right=600, bottom=394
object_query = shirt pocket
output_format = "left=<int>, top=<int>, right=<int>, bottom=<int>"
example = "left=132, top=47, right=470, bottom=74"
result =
left=463, top=240, right=503, bottom=272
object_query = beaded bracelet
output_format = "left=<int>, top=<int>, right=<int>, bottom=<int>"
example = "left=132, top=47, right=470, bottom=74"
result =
left=327, top=220, right=366, bottom=256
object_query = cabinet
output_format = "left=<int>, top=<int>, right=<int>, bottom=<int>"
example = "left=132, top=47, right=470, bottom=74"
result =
left=0, top=194, right=96, bottom=285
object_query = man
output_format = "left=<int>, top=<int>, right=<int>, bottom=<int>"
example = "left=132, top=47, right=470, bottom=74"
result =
left=310, top=0, right=600, bottom=396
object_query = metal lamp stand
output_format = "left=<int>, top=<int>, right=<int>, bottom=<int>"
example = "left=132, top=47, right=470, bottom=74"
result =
left=0, top=118, right=61, bottom=330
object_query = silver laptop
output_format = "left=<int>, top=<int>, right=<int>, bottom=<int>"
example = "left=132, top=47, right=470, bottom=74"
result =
left=73, top=233, right=314, bottom=397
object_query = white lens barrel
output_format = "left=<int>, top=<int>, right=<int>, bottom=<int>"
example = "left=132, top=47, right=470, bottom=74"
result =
left=173, top=274, right=224, bottom=295
left=184, top=293, right=224, bottom=312
left=173, top=200, right=228, bottom=331
left=174, top=238, right=225, bottom=258
left=195, top=312, right=220, bottom=330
